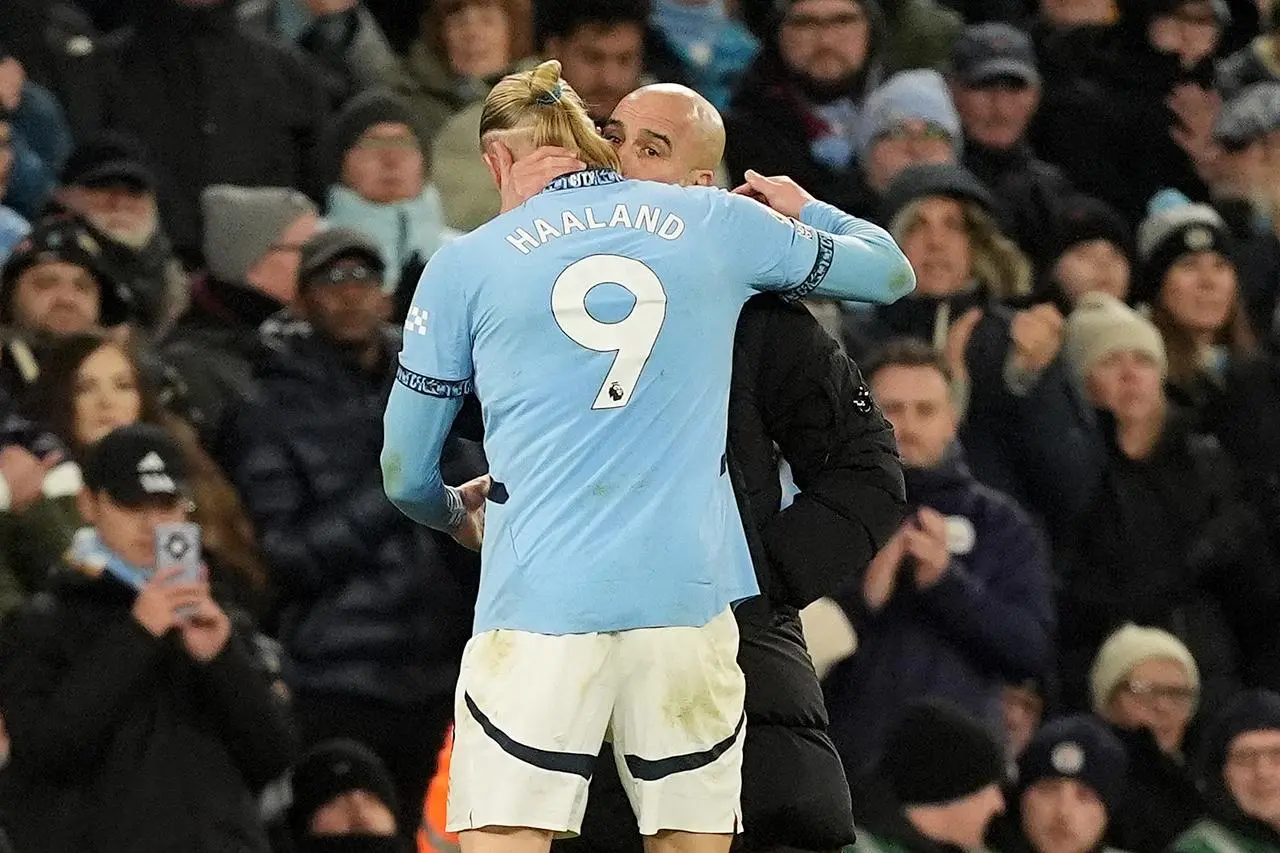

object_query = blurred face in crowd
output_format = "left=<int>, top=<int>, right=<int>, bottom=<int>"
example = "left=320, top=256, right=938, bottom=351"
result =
left=1040, top=0, right=1117, bottom=27
left=342, top=122, right=425, bottom=205
left=78, top=490, right=188, bottom=569
left=871, top=363, right=958, bottom=469
left=1104, top=658, right=1197, bottom=753
left=1003, top=685, right=1044, bottom=760
left=1021, top=779, right=1109, bottom=853
left=1159, top=250, right=1237, bottom=342
left=301, top=259, right=391, bottom=352
left=952, top=79, right=1040, bottom=150
left=73, top=344, right=142, bottom=448
left=443, top=0, right=512, bottom=79
left=1217, top=131, right=1280, bottom=201
left=58, top=183, right=160, bottom=249
left=1148, top=0, right=1220, bottom=69
left=12, top=261, right=101, bottom=337
left=0, top=120, right=12, bottom=192
left=309, top=790, right=397, bottom=836
left=1052, top=240, right=1131, bottom=305
left=866, top=120, right=957, bottom=194
left=602, top=88, right=720, bottom=186
left=547, top=23, right=645, bottom=121
left=899, top=197, right=973, bottom=296
left=1224, top=729, right=1280, bottom=828
left=909, top=784, right=1005, bottom=848
left=1086, top=348, right=1165, bottom=424
left=779, top=0, right=871, bottom=87
left=245, top=212, right=320, bottom=305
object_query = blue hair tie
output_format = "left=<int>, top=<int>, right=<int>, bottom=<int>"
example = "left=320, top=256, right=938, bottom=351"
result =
left=535, top=82, right=564, bottom=106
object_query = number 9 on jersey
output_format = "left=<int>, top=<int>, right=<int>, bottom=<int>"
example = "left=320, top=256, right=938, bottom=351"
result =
left=551, top=254, right=669, bottom=410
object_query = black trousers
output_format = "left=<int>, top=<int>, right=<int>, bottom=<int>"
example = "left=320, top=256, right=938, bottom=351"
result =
left=292, top=691, right=454, bottom=843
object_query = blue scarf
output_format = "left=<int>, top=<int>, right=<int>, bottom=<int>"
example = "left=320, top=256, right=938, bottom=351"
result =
left=67, top=527, right=151, bottom=590
left=325, top=184, right=455, bottom=288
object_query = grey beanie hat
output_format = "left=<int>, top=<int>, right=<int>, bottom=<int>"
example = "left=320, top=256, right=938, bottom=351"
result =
left=1214, top=83, right=1280, bottom=149
left=201, top=185, right=317, bottom=284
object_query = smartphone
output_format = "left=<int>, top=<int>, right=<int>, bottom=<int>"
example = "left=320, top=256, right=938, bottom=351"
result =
left=155, top=522, right=202, bottom=616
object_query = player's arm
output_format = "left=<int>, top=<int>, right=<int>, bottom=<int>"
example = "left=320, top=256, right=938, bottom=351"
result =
left=381, top=247, right=473, bottom=533
left=720, top=173, right=915, bottom=304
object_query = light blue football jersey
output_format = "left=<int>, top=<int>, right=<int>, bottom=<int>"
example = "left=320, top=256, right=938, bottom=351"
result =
left=386, top=167, right=913, bottom=636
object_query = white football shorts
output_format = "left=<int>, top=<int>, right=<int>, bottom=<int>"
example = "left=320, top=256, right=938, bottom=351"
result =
left=446, top=606, right=746, bottom=838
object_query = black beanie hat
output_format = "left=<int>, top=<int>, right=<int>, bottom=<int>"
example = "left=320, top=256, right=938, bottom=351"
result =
left=1198, top=690, right=1280, bottom=783
left=1014, top=715, right=1128, bottom=816
left=288, top=740, right=399, bottom=837
left=879, top=700, right=1006, bottom=806
left=1048, top=195, right=1134, bottom=265
left=881, top=163, right=998, bottom=227
left=320, top=88, right=425, bottom=186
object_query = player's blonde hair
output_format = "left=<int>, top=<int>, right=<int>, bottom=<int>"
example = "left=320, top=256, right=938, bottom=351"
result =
left=479, top=59, right=621, bottom=171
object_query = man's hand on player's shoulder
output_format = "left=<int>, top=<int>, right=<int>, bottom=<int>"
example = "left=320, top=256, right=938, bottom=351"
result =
left=451, top=475, right=492, bottom=552
left=511, top=146, right=587, bottom=199
left=731, top=169, right=816, bottom=220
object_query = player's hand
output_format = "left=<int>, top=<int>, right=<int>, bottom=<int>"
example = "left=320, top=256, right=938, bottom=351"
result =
left=0, top=446, right=62, bottom=513
left=863, top=527, right=907, bottom=612
left=451, top=475, right=492, bottom=552
left=731, top=170, right=815, bottom=220
left=511, top=146, right=586, bottom=199
left=1010, top=303, right=1065, bottom=373
left=131, top=569, right=203, bottom=638
left=906, top=507, right=951, bottom=589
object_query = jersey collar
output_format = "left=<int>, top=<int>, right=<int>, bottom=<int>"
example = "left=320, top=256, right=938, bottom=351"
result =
left=538, top=168, right=624, bottom=195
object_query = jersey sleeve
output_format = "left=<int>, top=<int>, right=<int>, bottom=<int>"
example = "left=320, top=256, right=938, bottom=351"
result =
left=711, top=191, right=915, bottom=305
left=381, top=246, right=472, bottom=531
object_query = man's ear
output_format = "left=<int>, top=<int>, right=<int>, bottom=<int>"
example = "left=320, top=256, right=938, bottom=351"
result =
left=689, top=169, right=716, bottom=187
left=76, top=488, right=97, bottom=525
left=482, top=149, right=503, bottom=191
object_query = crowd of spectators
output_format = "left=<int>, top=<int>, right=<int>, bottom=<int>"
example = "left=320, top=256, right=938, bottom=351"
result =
left=1, top=0, right=1280, bottom=852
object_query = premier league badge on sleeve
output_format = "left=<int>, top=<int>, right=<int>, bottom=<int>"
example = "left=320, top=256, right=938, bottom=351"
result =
left=406, top=306, right=429, bottom=335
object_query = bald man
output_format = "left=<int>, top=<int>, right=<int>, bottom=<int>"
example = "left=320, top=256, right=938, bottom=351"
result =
left=508, top=85, right=906, bottom=853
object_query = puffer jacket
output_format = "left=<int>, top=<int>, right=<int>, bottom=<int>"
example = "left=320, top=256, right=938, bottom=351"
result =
left=225, top=314, right=479, bottom=706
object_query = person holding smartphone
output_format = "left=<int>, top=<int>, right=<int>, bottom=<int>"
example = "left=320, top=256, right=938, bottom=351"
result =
left=0, top=423, right=295, bottom=853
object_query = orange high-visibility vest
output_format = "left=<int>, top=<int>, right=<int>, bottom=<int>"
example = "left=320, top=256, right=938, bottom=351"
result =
left=419, top=726, right=460, bottom=853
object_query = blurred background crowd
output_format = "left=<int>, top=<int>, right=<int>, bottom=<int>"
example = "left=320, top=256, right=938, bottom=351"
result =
left=2, top=0, right=1280, bottom=852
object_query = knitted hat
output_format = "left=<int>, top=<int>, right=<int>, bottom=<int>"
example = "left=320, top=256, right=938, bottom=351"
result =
left=60, top=131, right=156, bottom=192
left=1214, top=83, right=1280, bottom=150
left=881, top=162, right=996, bottom=225
left=1089, top=624, right=1200, bottom=714
left=855, top=70, right=962, bottom=159
left=1063, top=292, right=1167, bottom=384
left=1198, top=690, right=1280, bottom=782
left=288, top=740, right=398, bottom=837
left=1014, top=715, right=1128, bottom=816
left=1133, top=189, right=1232, bottom=308
left=1048, top=195, right=1133, bottom=265
left=200, top=185, right=316, bottom=285
left=879, top=700, right=1006, bottom=806
left=320, top=88, right=425, bottom=186
left=1, top=215, right=131, bottom=326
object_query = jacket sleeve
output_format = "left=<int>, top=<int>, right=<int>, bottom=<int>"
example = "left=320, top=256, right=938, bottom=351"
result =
left=0, top=605, right=166, bottom=781
left=911, top=501, right=1055, bottom=682
left=195, top=631, right=297, bottom=790
left=755, top=300, right=907, bottom=608
left=228, top=403, right=408, bottom=596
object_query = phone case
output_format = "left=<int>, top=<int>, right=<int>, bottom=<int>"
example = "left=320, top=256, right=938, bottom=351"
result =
left=154, top=522, right=202, bottom=583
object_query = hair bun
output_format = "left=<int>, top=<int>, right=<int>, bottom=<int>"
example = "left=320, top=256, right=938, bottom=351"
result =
left=528, top=59, right=565, bottom=106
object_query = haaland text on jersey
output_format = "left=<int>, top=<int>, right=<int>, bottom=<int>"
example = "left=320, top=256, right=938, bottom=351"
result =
left=505, top=203, right=687, bottom=255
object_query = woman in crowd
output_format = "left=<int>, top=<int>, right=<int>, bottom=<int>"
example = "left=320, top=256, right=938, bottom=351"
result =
left=1133, top=190, right=1257, bottom=421
left=386, top=0, right=535, bottom=146
left=1090, top=625, right=1206, bottom=853
left=18, top=330, right=269, bottom=616
left=1038, top=195, right=1135, bottom=315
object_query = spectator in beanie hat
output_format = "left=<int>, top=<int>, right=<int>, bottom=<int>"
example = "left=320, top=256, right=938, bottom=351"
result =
left=1134, top=189, right=1256, bottom=420
left=990, top=715, right=1130, bottom=853
left=1085, top=626, right=1208, bottom=853
left=850, top=700, right=1006, bottom=853
left=1040, top=196, right=1134, bottom=314
left=320, top=89, right=454, bottom=321
left=288, top=739, right=407, bottom=853
left=160, top=185, right=317, bottom=460
left=50, top=131, right=189, bottom=336
left=856, top=70, right=964, bottom=209
left=1173, top=690, right=1280, bottom=853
